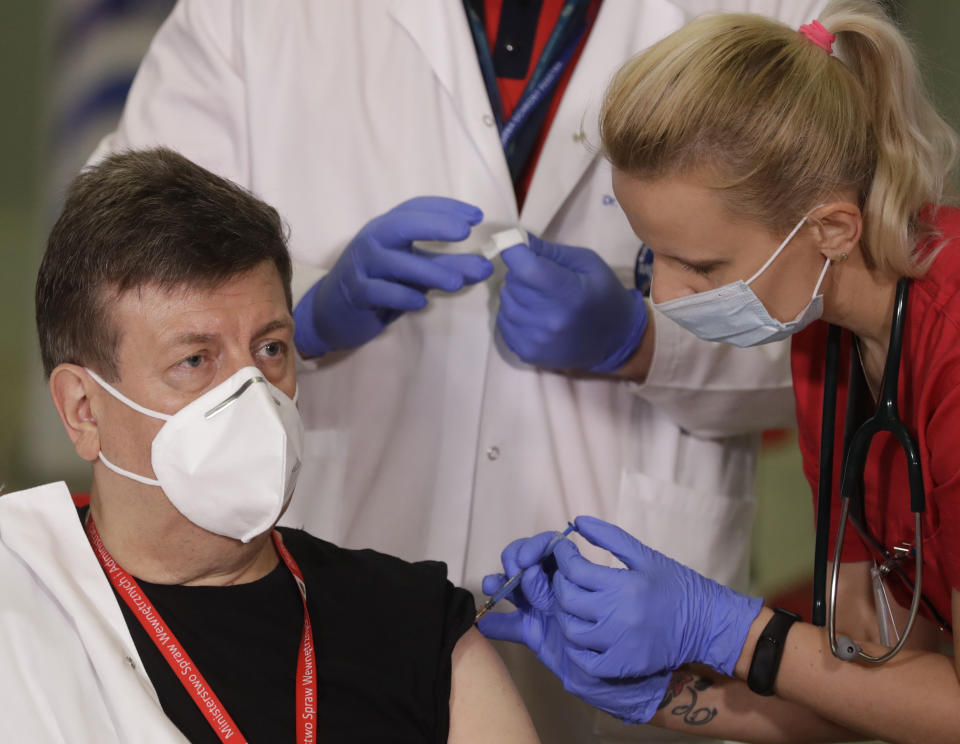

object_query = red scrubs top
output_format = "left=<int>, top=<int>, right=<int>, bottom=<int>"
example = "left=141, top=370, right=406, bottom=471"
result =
left=792, top=206, right=960, bottom=628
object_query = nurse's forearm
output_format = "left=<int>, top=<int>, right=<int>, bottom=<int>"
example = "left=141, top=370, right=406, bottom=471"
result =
left=728, top=607, right=960, bottom=743
left=647, top=666, right=858, bottom=743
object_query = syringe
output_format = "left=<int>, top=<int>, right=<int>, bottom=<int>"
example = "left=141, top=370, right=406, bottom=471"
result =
left=475, top=522, right=576, bottom=623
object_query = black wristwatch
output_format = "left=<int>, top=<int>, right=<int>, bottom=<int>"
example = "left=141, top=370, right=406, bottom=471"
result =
left=747, top=607, right=801, bottom=696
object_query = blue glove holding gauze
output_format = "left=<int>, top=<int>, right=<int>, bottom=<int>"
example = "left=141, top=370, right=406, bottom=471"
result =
left=496, top=235, right=648, bottom=373
left=294, top=197, right=493, bottom=356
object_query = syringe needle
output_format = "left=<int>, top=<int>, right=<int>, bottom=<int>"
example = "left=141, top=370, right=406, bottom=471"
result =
left=474, top=522, right=575, bottom=623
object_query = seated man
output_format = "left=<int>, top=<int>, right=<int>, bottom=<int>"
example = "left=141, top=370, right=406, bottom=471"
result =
left=2, top=147, right=539, bottom=744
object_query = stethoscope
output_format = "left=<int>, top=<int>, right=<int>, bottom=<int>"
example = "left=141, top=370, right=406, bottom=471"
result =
left=813, top=277, right=951, bottom=663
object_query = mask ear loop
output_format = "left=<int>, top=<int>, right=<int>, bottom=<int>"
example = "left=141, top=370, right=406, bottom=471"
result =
left=84, top=368, right=172, bottom=421
left=84, top=368, right=168, bottom=487
left=744, top=204, right=831, bottom=287
left=98, top=452, right=163, bottom=486
left=744, top=216, right=810, bottom=286
left=803, top=203, right=835, bottom=301
left=810, top=257, right=831, bottom=299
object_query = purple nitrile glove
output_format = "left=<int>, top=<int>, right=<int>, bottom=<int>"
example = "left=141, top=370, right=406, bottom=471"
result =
left=294, top=197, right=493, bottom=356
left=477, top=530, right=674, bottom=724
left=553, top=515, right=763, bottom=679
left=478, top=531, right=561, bottom=614
left=496, top=235, right=647, bottom=372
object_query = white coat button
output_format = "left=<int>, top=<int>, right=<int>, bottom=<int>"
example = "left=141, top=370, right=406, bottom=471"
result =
left=125, top=656, right=137, bottom=670
left=486, top=446, right=500, bottom=461
left=482, top=114, right=495, bottom=127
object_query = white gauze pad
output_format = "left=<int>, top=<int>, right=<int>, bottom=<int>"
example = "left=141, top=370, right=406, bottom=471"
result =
left=484, top=228, right=528, bottom=259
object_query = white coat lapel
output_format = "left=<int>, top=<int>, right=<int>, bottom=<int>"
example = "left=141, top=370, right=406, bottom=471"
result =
left=387, top=0, right=517, bottom=216
left=521, top=0, right=690, bottom=234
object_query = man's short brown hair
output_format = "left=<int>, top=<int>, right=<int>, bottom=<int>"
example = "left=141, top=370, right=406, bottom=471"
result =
left=36, top=147, right=293, bottom=380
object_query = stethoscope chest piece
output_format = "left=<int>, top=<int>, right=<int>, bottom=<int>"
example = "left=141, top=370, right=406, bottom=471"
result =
left=834, top=635, right=861, bottom=661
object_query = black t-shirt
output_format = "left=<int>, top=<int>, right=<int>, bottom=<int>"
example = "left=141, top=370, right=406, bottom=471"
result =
left=105, top=525, right=475, bottom=743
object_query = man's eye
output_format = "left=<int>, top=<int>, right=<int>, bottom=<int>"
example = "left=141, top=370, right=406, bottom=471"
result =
left=182, top=354, right=204, bottom=368
left=261, top=341, right=284, bottom=358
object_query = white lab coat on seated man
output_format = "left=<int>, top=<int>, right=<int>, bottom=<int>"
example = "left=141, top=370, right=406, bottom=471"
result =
left=90, top=2, right=825, bottom=741
left=0, top=483, right=189, bottom=744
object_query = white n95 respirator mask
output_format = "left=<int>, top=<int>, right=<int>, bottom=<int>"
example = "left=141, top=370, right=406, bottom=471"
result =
left=85, top=366, right=304, bottom=543
left=652, top=214, right=830, bottom=347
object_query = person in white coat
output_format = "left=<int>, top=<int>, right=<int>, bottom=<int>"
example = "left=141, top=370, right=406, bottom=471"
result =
left=90, top=2, right=825, bottom=741
left=5, top=147, right=538, bottom=744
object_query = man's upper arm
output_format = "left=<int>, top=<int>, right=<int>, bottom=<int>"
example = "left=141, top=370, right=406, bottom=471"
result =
left=447, top=628, right=540, bottom=744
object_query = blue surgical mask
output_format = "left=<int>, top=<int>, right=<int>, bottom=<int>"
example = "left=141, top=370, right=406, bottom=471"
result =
left=652, top=215, right=830, bottom=347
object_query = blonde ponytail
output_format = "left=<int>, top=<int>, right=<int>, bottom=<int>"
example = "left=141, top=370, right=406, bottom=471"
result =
left=823, top=1, right=957, bottom=274
left=601, top=0, right=957, bottom=277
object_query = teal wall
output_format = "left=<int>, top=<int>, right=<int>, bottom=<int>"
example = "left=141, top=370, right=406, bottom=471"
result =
left=0, top=0, right=49, bottom=493
left=903, top=2, right=960, bottom=150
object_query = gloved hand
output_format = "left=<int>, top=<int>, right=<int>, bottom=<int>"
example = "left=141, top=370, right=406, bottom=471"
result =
left=477, top=531, right=674, bottom=724
left=294, top=197, right=493, bottom=355
left=496, top=235, right=648, bottom=372
left=552, top=516, right=763, bottom=679
left=478, top=530, right=562, bottom=613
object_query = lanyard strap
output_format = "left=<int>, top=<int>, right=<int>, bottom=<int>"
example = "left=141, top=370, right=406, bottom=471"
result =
left=498, top=28, right=584, bottom=150
left=85, top=518, right=317, bottom=744
left=464, top=0, right=593, bottom=179
left=522, top=0, right=588, bottom=95
left=274, top=531, right=318, bottom=744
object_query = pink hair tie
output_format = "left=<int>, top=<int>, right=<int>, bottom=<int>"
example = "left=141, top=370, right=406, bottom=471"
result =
left=798, top=20, right=835, bottom=55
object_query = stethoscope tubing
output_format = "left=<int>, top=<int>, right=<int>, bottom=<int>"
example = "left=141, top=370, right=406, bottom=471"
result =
left=814, top=278, right=946, bottom=662
left=812, top=324, right=843, bottom=628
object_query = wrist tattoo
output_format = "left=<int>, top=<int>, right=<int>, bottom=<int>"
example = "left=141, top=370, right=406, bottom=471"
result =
left=657, top=670, right=718, bottom=726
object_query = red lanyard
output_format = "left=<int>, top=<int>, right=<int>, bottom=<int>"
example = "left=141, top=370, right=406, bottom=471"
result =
left=85, top=518, right=317, bottom=744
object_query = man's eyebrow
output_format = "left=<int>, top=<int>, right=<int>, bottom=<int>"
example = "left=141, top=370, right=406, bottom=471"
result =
left=163, top=318, right=293, bottom=348
left=167, top=331, right=218, bottom=347
left=252, top=317, right=295, bottom=339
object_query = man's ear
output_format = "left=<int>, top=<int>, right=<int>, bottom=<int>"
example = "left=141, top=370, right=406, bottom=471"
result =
left=809, top=201, right=862, bottom=262
left=49, top=364, right=100, bottom=462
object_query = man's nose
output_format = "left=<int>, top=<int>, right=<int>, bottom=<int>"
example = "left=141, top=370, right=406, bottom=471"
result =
left=222, top=349, right=296, bottom=399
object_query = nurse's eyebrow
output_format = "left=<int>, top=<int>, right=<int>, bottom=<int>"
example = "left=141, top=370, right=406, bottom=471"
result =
left=664, top=253, right=728, bottom=273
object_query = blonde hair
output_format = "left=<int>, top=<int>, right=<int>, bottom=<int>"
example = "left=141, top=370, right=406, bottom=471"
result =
left=600, top=0, right=957, bottom=277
